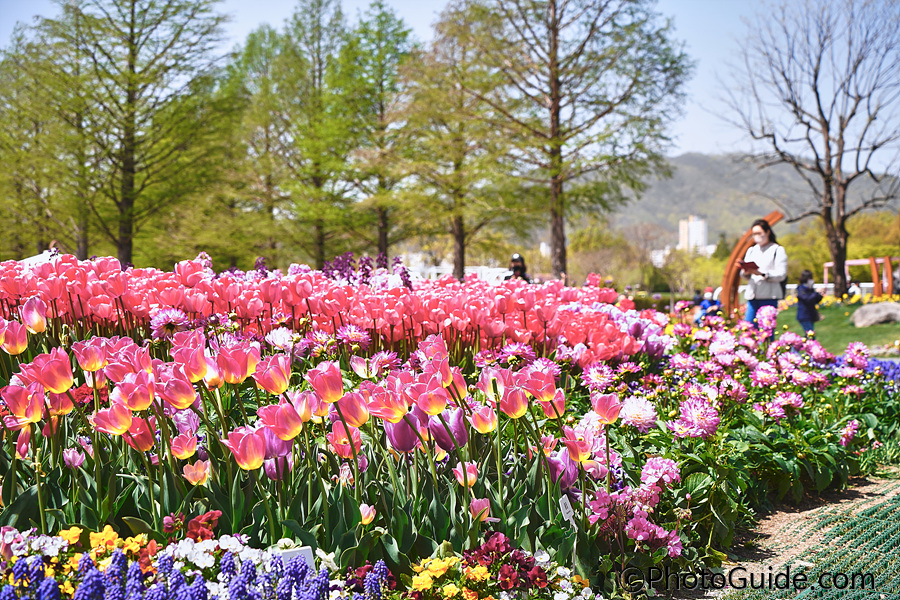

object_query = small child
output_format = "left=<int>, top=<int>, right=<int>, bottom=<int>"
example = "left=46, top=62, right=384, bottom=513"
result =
left=796, top=269, right=823, bottom=334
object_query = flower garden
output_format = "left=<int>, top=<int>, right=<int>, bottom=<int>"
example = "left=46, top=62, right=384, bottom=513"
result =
left=0, top=253, right=897, bottom=599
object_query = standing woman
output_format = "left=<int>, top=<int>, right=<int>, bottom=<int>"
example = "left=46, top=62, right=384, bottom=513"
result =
left=737, top=219, right=788, bottom=325
left=795, top=270, right=823, bottom=334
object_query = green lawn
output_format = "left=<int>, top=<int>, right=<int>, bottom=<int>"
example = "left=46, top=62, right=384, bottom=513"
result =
left=776, top=303, right=900, bottom=355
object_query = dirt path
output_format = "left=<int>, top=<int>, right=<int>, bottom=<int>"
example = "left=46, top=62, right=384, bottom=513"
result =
left=662, top=468, right=900, bottom=599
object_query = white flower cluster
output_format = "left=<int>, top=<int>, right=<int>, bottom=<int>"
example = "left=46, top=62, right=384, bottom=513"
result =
left=0, top=528, right=69, bottom=559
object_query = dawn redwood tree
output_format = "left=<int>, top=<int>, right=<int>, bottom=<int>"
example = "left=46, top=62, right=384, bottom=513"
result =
left=400, top=7, right=525, bottom=281
left=726, top=0, right=900, bottom=297
left=457, top=0, right=691, bottom=279
left=55, top=0, right=228, bottom=266
left=342, top=1, right=416, bottom=258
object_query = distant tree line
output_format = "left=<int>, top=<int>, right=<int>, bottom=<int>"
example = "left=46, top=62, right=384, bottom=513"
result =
left=0, top=0, right=690, bottom=278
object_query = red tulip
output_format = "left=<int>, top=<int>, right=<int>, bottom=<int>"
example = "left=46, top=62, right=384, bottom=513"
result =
left=72, top=338, right=108, bottom=372
left=258, top=400, right=304, bottom=441
left=111, top=370, right=156, bottom=412
left=19, top=296, right=47, bottom=334
left=1, top=383, right=44, bottom=429
left=591, top=392, right=622, bottom=425
left=223, top=426, right=266, bottom=470
left=336, top=391, right=369, bottom=427
left=91, top=402, right=133, bottom=436
left=306, top=361, right=344, bottom=403
left=252, top=353, right=292, bottom=396
left=124, top=416, right=156, bottom=452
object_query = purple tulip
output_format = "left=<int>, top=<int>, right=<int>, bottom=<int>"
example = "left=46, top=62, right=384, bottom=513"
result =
left=428, top=408, right=469, bottom=453
left=172, top=410, right=200, bottom=435
left=385, top=415, right=420, bottom=453
left=264, top=454, right=294, bottom=481
left=548, top=448, right=578, bottom=489
left=63, top=448, right=86, bottom=469
left=262, top=426, right=293, bottom=459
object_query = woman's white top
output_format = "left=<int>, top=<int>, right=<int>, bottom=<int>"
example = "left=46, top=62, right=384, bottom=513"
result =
left=742, top=242, right=788, bottom=300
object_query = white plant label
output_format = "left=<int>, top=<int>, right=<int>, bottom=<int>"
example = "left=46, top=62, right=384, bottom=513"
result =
left=559, top=496, right=577, bottom=527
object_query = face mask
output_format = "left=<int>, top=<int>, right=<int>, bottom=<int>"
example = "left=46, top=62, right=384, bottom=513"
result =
left=752, top=233, right=767, bottom=243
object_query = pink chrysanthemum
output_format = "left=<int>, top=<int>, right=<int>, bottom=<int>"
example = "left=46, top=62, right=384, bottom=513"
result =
left=581, top=363, right=615, bottom=392
left=150, top=308, right=189, bottom=340
left=620, top=396, right=658, bottom=433
left=336, top=324, right=371, bottom=350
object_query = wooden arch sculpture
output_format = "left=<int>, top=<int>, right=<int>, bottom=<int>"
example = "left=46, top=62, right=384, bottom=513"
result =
left=720, top=211, right=785, bottom=317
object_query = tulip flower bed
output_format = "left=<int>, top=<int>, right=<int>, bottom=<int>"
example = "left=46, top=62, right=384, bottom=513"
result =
left=0, top=253, right=897, bottom=598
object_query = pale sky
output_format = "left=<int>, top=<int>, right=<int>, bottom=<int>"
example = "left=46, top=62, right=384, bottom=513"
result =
left=0, top=0, right=757, bottom=157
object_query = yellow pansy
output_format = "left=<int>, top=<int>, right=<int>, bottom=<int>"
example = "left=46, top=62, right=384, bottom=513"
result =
left=442, top=584, right=460, bottom=598
left=465, top=565, right=490, bottom=582
left=90, top=524, right=119, bottom=550
left=58, top=526, right=83, bottom=545
left=462, top=588, right=478, bottom=600
left=426, top=557, right=456, bottom=578
left=412, top=573, right=434, bottom=592
left=122, top=535, right=146, bottom=555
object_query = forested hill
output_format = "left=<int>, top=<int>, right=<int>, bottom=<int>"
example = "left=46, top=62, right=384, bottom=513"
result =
left=609, top=153, right=818, bottom=239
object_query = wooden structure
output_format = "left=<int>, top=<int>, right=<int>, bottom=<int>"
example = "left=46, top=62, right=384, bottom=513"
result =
left=822, top=257, right=898, bottom=297
left=720, top=211, right=785, bottom=316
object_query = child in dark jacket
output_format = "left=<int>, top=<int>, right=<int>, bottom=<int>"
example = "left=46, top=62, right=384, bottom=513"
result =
left=796, top=270, right=823, bottom=334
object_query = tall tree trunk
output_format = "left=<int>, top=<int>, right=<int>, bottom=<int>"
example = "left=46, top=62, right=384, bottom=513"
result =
left=118, top=0, right=138, bottom=267
left=547, top=0, right=566, bottom=280
left=452, top=214, right=465, bottom=281
left=824, top=216, right=849, bottom=298
left=377, top=205, right=389, bottom=258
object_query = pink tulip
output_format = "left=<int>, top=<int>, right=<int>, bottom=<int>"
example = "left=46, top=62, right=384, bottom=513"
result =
left=286, top=390, right=318, bottom=422
left=561, top=427, right=593, bottom=463
left=170, top=433, right=198, bottom=459
left=124, top=417, right=156, bottom=452
left=91, top=402, right=133, bottom=436
left=498, top=386, right=529, bottom=419
left=72, top=338, right=108, bottom=372
left=258, top=400, right=304, bottom=441
left=111, top=370, right=156, bottom=412
left=183, top=460, right=211, bottom=485
left=63, top=448, right=86, bottom=469
left=217, top=343, right=260, bottom=384
left=1, top=383, right=45, bottom=429
left=33, top=348, right=74, bottom=394
left=470, top=497, right=493, bottom=522
left=172, top=345, right=208, bottom=383
left=336, top=392, right=369, bottom=428
left=0, top=321, right=28, bottom=355
left=306, top=361, right=344, bottom=403
left=222, top=426, right=266, bottom=470
left=19, top=296, right=47, bottom=334
left=16, top=428, right=31, bottom=459
left=252, top=353, right=292, bottom=396
left=326, top=421, right=362, bottom=459
left=203, top=350, right=224, bottom=389
left=47, top=391, right=75, bottom=417
left=452, top=461, right=478, bottom=487
left=468, top=404, right=498, bottom=434
left=158, top=367, right=197, bottom=410
left=412, top=375, right=449, bottom=416
left=360, top=503, right=376, bottom=525
left=538, top=388, right=566, bottom=419
left=591, top=392, right=622, bottom=425
left=367, top=386, right=408, bottom=424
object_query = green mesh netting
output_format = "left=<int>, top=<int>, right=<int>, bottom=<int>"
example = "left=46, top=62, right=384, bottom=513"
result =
left=724, top=480, right=900, bottom=599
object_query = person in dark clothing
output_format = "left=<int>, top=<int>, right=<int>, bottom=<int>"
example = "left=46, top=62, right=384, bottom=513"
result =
left=504, top=253, right=533, bottom=283
left=796, top=269, right=823, bottom=334
left=692, top=289, right=703, bottom=306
